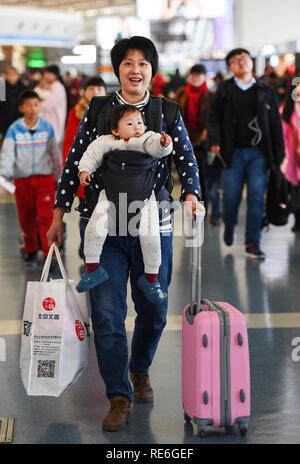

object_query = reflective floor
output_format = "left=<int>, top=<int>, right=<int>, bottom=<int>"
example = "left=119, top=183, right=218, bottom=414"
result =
left=1, top=179, right=300, bottom=445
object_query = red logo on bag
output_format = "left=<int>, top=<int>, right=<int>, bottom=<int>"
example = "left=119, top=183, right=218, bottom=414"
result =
left=42, top=297, right=56, bottom=311
left=75, top=320, right=85, bottom=342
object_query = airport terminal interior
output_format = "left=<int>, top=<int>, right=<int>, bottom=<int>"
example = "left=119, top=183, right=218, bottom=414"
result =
left=1, top=179, right=300, bottom=445
left=1, top=0, right=300, bottom=446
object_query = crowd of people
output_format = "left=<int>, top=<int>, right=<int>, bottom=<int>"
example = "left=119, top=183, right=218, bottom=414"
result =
left=0, top=37, right=300, bottom=432
left=151, top=53, right=300, bottom=257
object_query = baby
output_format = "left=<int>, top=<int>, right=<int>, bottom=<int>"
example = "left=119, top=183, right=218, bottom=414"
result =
left=76, top=104, right=173, bottom=304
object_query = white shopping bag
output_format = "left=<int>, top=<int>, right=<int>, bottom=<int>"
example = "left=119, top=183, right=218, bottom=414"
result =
left=0, top=175, right=15, bottom=194
left=20, top=244, right=90, bottom=396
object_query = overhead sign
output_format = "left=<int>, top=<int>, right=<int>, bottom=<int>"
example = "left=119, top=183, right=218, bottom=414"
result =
left=0, top=7, right=82, bottom=47
left=137, top=0, right=227, bottom=20
left=96, top=16, right=150, bottom=50
left=27, top=48, right=46, bottom=68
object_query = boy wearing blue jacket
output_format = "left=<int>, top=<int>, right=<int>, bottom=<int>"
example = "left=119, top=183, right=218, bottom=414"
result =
left=0, top=89, right=62, bottom=266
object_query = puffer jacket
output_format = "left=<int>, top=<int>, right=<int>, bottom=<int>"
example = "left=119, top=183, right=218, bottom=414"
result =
left=0, top=116, right=62, bottom=181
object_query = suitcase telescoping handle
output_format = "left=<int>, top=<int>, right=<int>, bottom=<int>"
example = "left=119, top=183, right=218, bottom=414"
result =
left=188, top=210, right=216, bottom=317
left=190, top=209, right=205, bottom=315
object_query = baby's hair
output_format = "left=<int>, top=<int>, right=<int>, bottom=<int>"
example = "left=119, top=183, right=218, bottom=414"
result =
left=107, top=104, right=144, bottom=131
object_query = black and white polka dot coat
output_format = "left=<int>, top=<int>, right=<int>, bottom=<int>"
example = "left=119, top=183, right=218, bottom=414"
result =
left=55, top=93, right=201, bottom=219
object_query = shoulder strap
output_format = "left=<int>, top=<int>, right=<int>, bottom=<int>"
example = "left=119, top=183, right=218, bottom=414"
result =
left=147, top=95, right=179, bottom=134
left=88, top=95, right=179, bottom=136
left=146, top=96, right=163, bottom=132
left=87, top=95, right=112, bottom=134
left=162, top=97, right=179, bottom=133
left=161, top=97, right=179, bottom=175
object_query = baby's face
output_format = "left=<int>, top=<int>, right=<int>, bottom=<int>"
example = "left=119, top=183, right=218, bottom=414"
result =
left=113, top=111, right=145, bottom=140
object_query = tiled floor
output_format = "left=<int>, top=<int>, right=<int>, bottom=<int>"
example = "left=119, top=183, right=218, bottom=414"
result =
left=1, top=183, right=300, bottom=445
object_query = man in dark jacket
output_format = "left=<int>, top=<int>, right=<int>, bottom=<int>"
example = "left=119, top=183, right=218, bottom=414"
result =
left=206, top=48, right=285, bottom=259
left=0, top=67, right=26, bottom=143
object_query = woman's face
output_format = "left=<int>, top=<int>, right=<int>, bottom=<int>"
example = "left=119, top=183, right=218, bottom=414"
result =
left=188, top=73, right=206, bottom=87
left=43, top=71, right=57, bottom=85
left=84, top=85, right=106, bottom=102
left=118, top=49, right=152, bottom=102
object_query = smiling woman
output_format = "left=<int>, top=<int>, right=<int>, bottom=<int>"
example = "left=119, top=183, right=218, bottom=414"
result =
left=46, top=35, right=203, bottom=433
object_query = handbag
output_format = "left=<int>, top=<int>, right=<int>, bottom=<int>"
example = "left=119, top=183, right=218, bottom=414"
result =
left=263, top=168, right=291, bottom=228
left=20, top=244, right=90, bottom=396
left=289, top=123, right=300, bottom=165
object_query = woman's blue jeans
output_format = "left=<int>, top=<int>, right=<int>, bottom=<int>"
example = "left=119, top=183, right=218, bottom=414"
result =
left=80, top=218, right=173, bottom=402
left=221, top=147, right=268, bottom=245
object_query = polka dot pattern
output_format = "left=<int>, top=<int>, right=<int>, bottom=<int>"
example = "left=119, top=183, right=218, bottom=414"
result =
left=54, top=95, right=200, bottom=215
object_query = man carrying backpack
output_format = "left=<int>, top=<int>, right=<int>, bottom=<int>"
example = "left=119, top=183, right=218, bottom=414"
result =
left=47, top=36, right=204, bottom=431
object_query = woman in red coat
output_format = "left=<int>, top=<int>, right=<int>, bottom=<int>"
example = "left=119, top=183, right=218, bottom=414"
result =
left=62, top=76, right=106, bottom=257
left=62, top=76, right=106, bottom=199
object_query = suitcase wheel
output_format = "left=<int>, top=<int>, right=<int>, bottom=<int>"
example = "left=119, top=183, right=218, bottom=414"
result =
left=184, top=412, right=191, bottom=423
left=198, top=426, right=207, bottom=438
left=239, top=425, right=248, bottom=436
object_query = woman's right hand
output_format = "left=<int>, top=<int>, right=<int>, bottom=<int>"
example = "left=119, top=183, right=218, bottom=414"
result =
left=46, top=207, right=65, bottom=247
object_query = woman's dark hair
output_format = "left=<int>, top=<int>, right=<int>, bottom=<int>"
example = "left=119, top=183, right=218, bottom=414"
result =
left=84, top=75, right=106, bottom=91
left=44, top=64, right=65, bottom=85
left=282, top=83, right=296, bottom=123
left=110, top=36, right=159, bottom=80
left=18, top=89, right=40, bottom=106
left=189, top=64, right=207, bottom=75
left=45, top=64, right=60, bottom=77
left=107, top=104, right=144, bottom=130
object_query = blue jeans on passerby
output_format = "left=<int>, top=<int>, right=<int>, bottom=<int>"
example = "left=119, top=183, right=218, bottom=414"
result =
left=221, top=147, right=268, bottom=245
left=204, top=173, right=222, bottom=219
left=80, top=218, right=173, bottom=403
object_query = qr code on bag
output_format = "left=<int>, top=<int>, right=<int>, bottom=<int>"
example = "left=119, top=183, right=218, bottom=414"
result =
left=37, top=360, right=56, bottom=378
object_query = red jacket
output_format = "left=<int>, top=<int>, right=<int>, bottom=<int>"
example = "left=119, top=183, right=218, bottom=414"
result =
left=62, top=107, right=85, bottom=198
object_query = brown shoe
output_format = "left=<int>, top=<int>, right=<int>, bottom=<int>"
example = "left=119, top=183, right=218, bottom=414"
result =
left=130, top=372, right=153, bottom=403
left=102, top=396, right=132, bottom=432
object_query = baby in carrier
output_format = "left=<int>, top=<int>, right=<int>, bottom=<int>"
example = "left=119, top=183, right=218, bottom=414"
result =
left=76, top=104, right=173, bottom=304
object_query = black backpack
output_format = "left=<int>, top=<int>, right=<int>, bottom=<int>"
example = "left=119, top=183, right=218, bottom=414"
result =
left=262, top=168, right=292, bottom=228
left=84, top=95, right=179, bottom=211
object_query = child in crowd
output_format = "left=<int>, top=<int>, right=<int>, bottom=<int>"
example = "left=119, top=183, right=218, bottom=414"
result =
left=76, top=104, right=173, bottom=304
left=0, top=89, right=62, bottom=266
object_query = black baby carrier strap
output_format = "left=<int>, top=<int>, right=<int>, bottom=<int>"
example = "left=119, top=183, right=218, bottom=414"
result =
left=87, top=94, right=178, bottom=135
left=84, top=95, right=179, bottom=213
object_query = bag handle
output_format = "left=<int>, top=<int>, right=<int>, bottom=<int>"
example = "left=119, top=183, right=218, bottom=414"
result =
left=41, top=243, right=88, bottom=323
left=40, top=243, right=69, bottom=283
left=190, top=209, right=205, bottom=315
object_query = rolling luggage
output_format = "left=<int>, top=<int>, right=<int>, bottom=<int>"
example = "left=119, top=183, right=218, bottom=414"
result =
left=181, top=212, right=250, bottom=437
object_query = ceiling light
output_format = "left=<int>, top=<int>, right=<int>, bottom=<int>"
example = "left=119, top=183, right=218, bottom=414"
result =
left=85, top=9, right=98, bottom=17
left=61, top=55, right=96, bottom=64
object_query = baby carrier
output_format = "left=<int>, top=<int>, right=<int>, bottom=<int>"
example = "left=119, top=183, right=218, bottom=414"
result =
left=83, top=95, right=178, bottom=213
left=101, top=149, right=157, bottom=205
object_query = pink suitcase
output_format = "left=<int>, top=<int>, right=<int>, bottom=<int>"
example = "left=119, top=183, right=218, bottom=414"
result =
left=181, top=214, right=250, bottom=437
